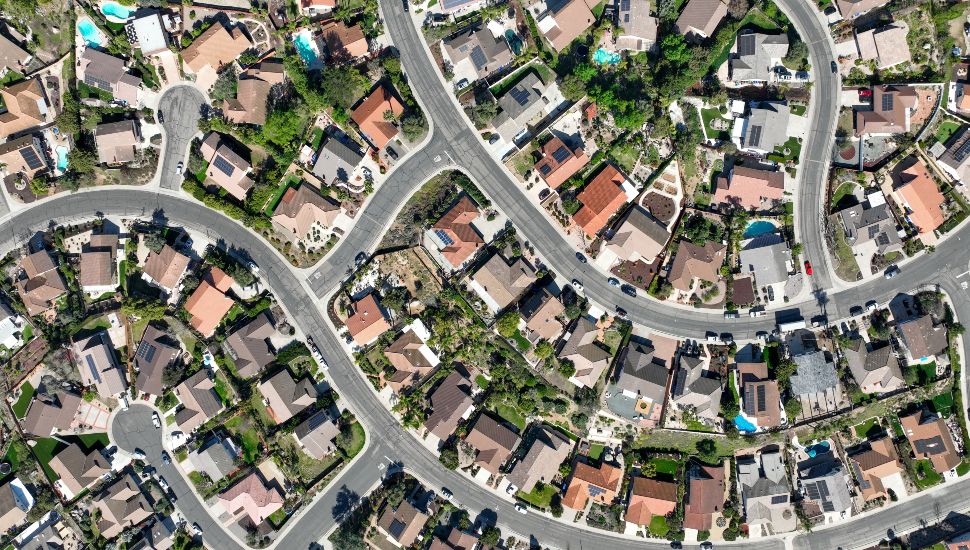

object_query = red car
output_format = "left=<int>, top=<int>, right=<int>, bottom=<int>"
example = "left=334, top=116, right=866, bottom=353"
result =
left=804, top=260, right=813, bottom=276
left=859, top=88, right=872, bottom=101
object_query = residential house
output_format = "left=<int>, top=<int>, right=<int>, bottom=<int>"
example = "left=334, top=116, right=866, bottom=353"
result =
left=899, top=409, right=961, bottom=475
left=223, top=77, right=271, bottom=126
left=950, top=64, right=970, bottom=120
left=0, top=33, right=31, bottom=76
left=624, top=477, right=677, bottom=527
left=244, top=58, right=285, bottom=85
left=738, top=103, right=791, bottom=156
left=15, top=513, right=81, bottom=549
left=856, top=23, right=911, bottom=70
left=464, top=413, right=520, bottom=475
left=847, top=437, right=906, bottom=502
left=311, top=135, right=364, bottom=185
left=0, top=303, right=24, bottom=350
left=713, top=165, right=785, bottom=211
left=93, top=472, right=152, bottom=540
left=843, top=337, right=904, bottom=395
left=442, top=25, right=512, bottom=82
left=667, top=240, right=726, bottom=292
left=22, top=391, right=83, bottom=436
left=938, top=124, right=970, bottom=184
left=469, top=253, right=537, bottom=313
left=670, top=354, right=722, bottom=423
left=95, top=120, right=139, bottom=165
left=173, top=369, right=225, bottom=433
left=855, top=85, right=918, bottom=136
left=49, top=443, right=110, bottom=498
left=683, top=462, right=726, bottom=531
left=533, top=0, right=595, bottom=52
left=506, top=426, right=573, bottom=492
left=78, top=233, right=119, bottom=295
left=183, top=267, right=236, bottom=338
left=563, top=461, right=623, bottom=510
left=142, top=245, right=190, bottom=295
left=492, top=72, right=550, bottom=142
left=424, top=368, right=474, bottom=442
left=224, top=312, right=276, bottom=380
left=428, top=528, right=479, bottom=550
left=0, top=78, right=51, bottom=138
left=189, top=435, right=240, bottom=483
left=891, top=157, right=945, bottom=236
left=573, top=164, right=630, bottom=238
left=351, top=85, right=404, bottom=151
left=258, top=368, right=319, bottom=424
left=182, top=21, right=251, bottom=75
left=831, top=191, right=901, bottom=257
left=77, top=48, right=141, bottom=105
left=0, top=479, right=28, bottom=535
left=947, top=532, right=970, bottom=550
left=15, top=249, right=66, bottom=317
left=376, top=499, right=429, bottom=548
left=533, top=136, right=589, bottom=189
left=739, top=233, right=790, bottom=287
left=130, top=12, right=170, bottom=55
left=612, top=337, right=670, bottom=412
left=615, top=0, right=658, bottom=52
left=321, top=21, right=368, bottom=62
left=426, top=195, right=484, bottom=271
left=383, top=320, right=440, bottom=393
left=73, top=331, right=127, bottom=398
left=674, top=0, right=728, bottom=42
left=561, top=316, right=612, bottom=388
left=790, top=350, right=838, bottom=399
left=199, top=132, right=254, bottom=201
left=134, top=325, right=180, bottom=398
left=293, top=407, right=341, bottom=459
left=301, top=0, right=335, bottom=16
left=519, top=287, right=565, bottom=343
left=345, top=292, right=391, bottom=347
left=140, top=516, right=177, bottom=550
left=216, top=471, right=284, bottom=527
left=796, top=452, right=853, bottom=523
left=836, top=0, right=889, bottom=19
left=738, top=361, right=782, bottom=430
left=271, top=184, right=341, bottom=244
left=738, top=449, right=797, bottom=536
left=897, top=314, right=948, bottom=361
left=729, top=33, right=789, bottom=85
left=0, top=134, right=49, bottom=182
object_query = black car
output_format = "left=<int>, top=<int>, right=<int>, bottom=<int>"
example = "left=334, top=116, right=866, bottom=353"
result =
left=575, top=251, right=587, bottom=263
left=615, top=306, right=627, bottom=318
left=621, top=284, right=637, bottom=297
left=402, top=0, right=409, bottom=11
left=831, top=60, right=838, bottom=73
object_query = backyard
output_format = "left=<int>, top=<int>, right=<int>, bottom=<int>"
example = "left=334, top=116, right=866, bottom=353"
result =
left=11, top=382, right=35, bottom=419
left=936, top=120, right=961, bottom=144
left=853, top=417, right=882, bottom=439
left=225, top=415, right=263, bottom=464
left=700, top=107, right=731, bottom=142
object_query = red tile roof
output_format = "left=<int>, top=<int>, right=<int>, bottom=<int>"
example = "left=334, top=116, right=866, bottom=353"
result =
left=534, top=136, right=589, bottom=189
left=431, top=196, right=483, bottom=268
left=573, top=164, right=628, bottom=237
left=345, top=293, right=390, bottom=345
left=351, top=85, right=405, bottom=150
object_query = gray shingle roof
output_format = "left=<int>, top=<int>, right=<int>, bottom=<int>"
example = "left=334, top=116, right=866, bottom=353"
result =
left=739, top=233, right=790, bottom=286
left=731, top=33, right=789, bottom=83
left=790, top=350, right=838, bottom=396
left=312, top=135, right=364, bottom=185
left=742, top=103, right=791, bottom=152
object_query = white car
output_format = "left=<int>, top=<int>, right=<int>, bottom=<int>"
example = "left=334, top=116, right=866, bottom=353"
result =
left=158, top=476, right=169, bottom=492
left=571, top=279, right=584, bottom=293
left=247, top=261, right=259, bottom=274
left=191, top=523, right=203, bottom=537
left=131, top=449, right=146, bottom=461
left=505, top=484, right=518, bottom=495
left=311, top=348, right=329, bottom=370
left=152, top=412, right=161, bottom=429
left=514, top=503, right=527, bottom=514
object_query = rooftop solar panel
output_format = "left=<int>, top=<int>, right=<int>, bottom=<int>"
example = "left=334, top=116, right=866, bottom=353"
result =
left=756, top=384, right=766, bottom=412
left=737, top=34, right=757, bottom=56
left=19, top=146, right=43, bottom=170
left=620, top=0, right=630, bottom=11
left=389, top=519, right=406, bottom=539
left=748, top=125, right=763, bottom=148
left=470, top=46, right=487, bottom=70
left=881, top=92, right=893, bottom=112
left=136, top=341, right=157, bottom=363
left=213, top=155, right=236, bottom=177
left=953, top=137, right=970, bottom=162
left=84, top=75, right=112, bottom=92
left=510, top=86, right=532, bottom=107
left=588, top=485, right=606, bottom=498
left=86, top=355, right=102, bottom=383
left=551, top=146, right=571, bottom=163
left=539, top=163, right=552, bottom=175
left=770, top=494, right=788, bottom=504
left=434, top=229, right=455, bottom=246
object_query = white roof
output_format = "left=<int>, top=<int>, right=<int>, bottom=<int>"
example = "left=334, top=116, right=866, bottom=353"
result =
left=132, top=13, right=167, bottom=55
left=866, top=191, right=886, bottom=206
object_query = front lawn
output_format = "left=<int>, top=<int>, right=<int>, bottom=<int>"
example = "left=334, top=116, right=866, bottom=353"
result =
left=830, top=182, right=856, bottom=212
left=958, top=460, right=970, bottom=477
left=649, top=514, right=669, bottom=537
left=11, top=382, right=35, bottom=419
left=912, top=459, right=943, bottom=489
left=516, top=482, right=557, bottom=509
left=768, top=137, right=802, bottom=164
left=790, top=104, right=807, bottom=116
left=931, top=392, right=954, bottom=417
left=267, top=507, right=289, bottom=528
left=343, top=421, right=365, bottom=458
left=495, top=404, right=526, bottom=431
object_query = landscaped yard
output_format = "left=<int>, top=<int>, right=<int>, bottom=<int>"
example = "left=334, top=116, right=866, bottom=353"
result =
left=912, top=459, right=943, bottom=489
left=853, top=418, right=882, bottom=439
left=932, top=392, right=955, bottom=416
left=225, top=416, right=262, bottom=464
left=516, top=482, right=557, bottom=509
left=33, top=438, right=67, bottom=481
left=700, top=107, right=731, bottom=141
left=344, top=421, right=366, bottom=458
left=652, top=458, right=679, bottom=476
left=790, top=104, right=807, bottom=116
left=936, top=120, right=962, bottom=145
left=475, top=375, right=489, bottom=389
left=830, top=182, right=856, bottom=212
left=649, top=514, right=669, bottom=537
left=601, top=328, right=624, bottom=356
left=831, top=224, right=862, bottom=281
left=768, top=137, right=802, bottom=164
left=495, top=404, right=526, bottom=431
left=589, top=443, right=604, bottom=461
left=11, top=382, right=35, bottom=419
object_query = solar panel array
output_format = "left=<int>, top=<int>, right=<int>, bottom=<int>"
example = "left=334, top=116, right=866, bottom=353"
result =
left=770, top=494, right=788, bottom=505
left=539, top=163, right=552, bottom=175
left=19, top=146, right=43, bottom=170
left=952, top=137, right=970, bottom=162
left=84, top=75, right=112, bottom=92
left=552, top=146, right=571, bottom=163
left=213, top=155, right=236, bottom=177
left=470, top=46, right=487, bottom=70
left=737, top=34, right=757, bottom=56
left=434, top=229, right=455, bottom=246
left=744, top=385, right=756, bottom=415
left=388, top=519, right=406, bottom=539
left=748, top=125, right=763, bottom=148
left=86, top=355, right=102, bottom=383
left=756, top=384, right=767, bottom=412
left=620, top=0, right=630, bottom=10
left=881, top=92, right=893, bottom=112
left=136, top=341, right=157, bottom=363
left=588, top=485, right=607, bottom=498
left=510, top=86, right=532, bottom=107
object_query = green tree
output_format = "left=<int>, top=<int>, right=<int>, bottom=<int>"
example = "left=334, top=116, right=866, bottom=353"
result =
left=660, top=34, right=691, bottom=65
left=496, top=312, right=521, bottom=338
left=209, top=66, right=238, bottom=102
left=695, top=438, right=718, bottom=463
left=122, top=296, right=166, bottom=321
left=535, top=340, right=554, bottom=359
left=439, top=446, right=459, bottom=470
left=480, top=526, right=501, bottom=547
left=559, top=74, right=586, bottom=101
left=143, top=233, right=165, bottom=253
left=401, top=114, right=426, bottom=141
left=784, top=398, right=802, bottom=419
left=68, top=147, right=97, bottom=174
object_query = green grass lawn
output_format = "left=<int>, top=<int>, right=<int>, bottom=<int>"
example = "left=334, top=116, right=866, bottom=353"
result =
left=225, top=416, right=262, bottom=464
left=830, top=182, right=857, bottom=212
left=475, top=375, right=489, bottom=389
left=21, top=324, right=32, bottom=343
left=33, top=438, right=67, bottom=481
left=309, top=127, right=324, bottom=150
left=263, top=174, right=302, bottom=216
left=344, top=421, right=365, bottom=458
left=958, top=460, right=970, bottom=476
left=649, top=514, right=669, bottom=537
left=768, top=137, right=802, bottom=164
left=267, top=507, right=289, bottom=528
left=652, top=458, right=679, bottom=476
left=932, top=392, right=955, bottom=416
left=790, top=104, right=807, bottom=116
left=511, top=330, right=531, bottom=352
left=589, top=443, right=604, bottom=460
left=914, top=362, right=937, bottom=384
left=11, top=382, right=35, bottom=419
left=891, top=417, right=905, bottom=438
left=700, top=107, right=731, bottom=141
left=495, top=404, right=526, bottom=430
left=590, top=0, right=606, bottom=17
left=73, top=433, right=109, bottom=449
left=832, top=224, right=861, bottom=281
left=0, top=70, right=23, bottom=86
left=913, top=459, right=943, bottom=489
left=685, top=419, right=714, bottom=432
left=213, top=373, right=233, bottom=406
left=516, top=483, right=557, bottom=508
left=77, top=81, right=113, bottom=101
left=601, top=328, right=623, bottom=356
left=853, top=418, right=881, bottom=439
left=936, top=121, right=962, bottom=145
left=610, top=142, right=640, bottom=173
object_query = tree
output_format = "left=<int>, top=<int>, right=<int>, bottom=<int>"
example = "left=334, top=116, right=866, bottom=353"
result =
left=401, top=114, right=426, bottom=141
left=68, top=147, right=97, bottom=175
left=496, top=312, right=521, bottom=338
left=695, top=438, right=718, bottom=463
left=535, top=340, right=554, bottom=359
left=465, top=101, right=497, bottom=129
left=122, top=296, right=167, bottom=321
left=559, top=74, right=586, bottom=102
left=784, top=398, right=802, bottom=419
left=143, top=232, right=166, bottom=253
left=550, top=494, right=564, bottom=517
left=439, top=446, right=459, bottom=470
left=480, top=526, right=501, bottom=547
left=383, top=109, right=398, bottom=121
left=725, top=0, right=749, bottom=18
left=660, top=34, right=691, bottom=66
left=209, top=65, right=238, bottom=102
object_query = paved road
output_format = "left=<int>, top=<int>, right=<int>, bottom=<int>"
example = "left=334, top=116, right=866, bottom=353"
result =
left=156, top=86, right=207, bottom=191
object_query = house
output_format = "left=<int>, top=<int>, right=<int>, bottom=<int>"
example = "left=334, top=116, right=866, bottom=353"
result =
left=947, top=532, right=970, bottom=550
left=613, top=337, right=670, bottom=408
left=182, top=21, right=251, bottom=74
left=469, top=253, right=537, bottom=313
left=683, top=462, right=726, bottom=531
left=293, top=407, right=341, bottom=459
left=951, top=64, right=970, bottom=117
left=796, top=451, right=853, bottom=522
left=173, top=370, right=225, bottom=432
left=130, top=12, right=169, bottom=55
left=561, top=316, right=612, bottom=388
left=0, top=78, right=51, bottom=138
left=77, top=48, right=141, bottom=105
left=140, top=516, right=177, bottom=550
left=847, top=437, right=906, bottom=502
left=345, top=292, right=391, bottom=347
left=790, top=350, right=838, bottom=398
left=223, top=77, right=271, bottom=126
left=738, top=103, right=791, bottom=156
left=615, top=0, right=658, bottom=52
left=73, top=331, right=128, bottom=398
left=376, top=499, right=429, bottom=548
left=506, top=426, right=573, bottom=492
left=311, top=135, right=364, bottom=186
left=199, top=132, right=254, bottom=201
left=891, top=157, right=945, bottom=236
left=563, top=461, right=623, bottom=510
left=938, top=125, right=970, bottom=184
left=897, top=314, right=947, bottom=360
left=428, top=528, right=479, bottom=550
left=271, top=184, right=341, bottom=243
left=667, top=240, right=726, bottom=292
left=843, top=337, right=903, bottom=395
left=534, top=136, right=589, bottom=189
left=189, top=435, right=240, bottom=483
left=855, top=85, right=917, bottom=136
left=738, top=233, right=790, bottom=286
left=244, top=58, right=285, bottom=85
left=738, top=361, right=782, bottom=429
left=519, top=287, right=565, bottom=343
left=49, top=443, right=111, bottom=498
left=0, top=33, right=31, bottom=76
left=15, top=249, right=66, bottom=317
left=321, top=21, right=368, bottom=62
left=258, top=369, right=319, bottom=424
left=729, top=33, right=789, bottom=85
left=301, top=0, right=335, bottom=16
left=0, top=134, right=49, bottom=181
left=134, top=325, right=180, bottom=397
left=442, top=25, right=512, bottom=82
left=224, top=312, right=276, bottom=380
left=836, top=0, right=889, bottom=19
left=424, top=368, right=474, bottom=441
left=79, top=233, right=119, bottom=295
left=0, top=479, right=29, bottom=534
left=624, top=477, right=677, bottom=527
left=0, top=303, right=24, bottom=350
left=464, top=413, right=520, bottom=474
left=183, top=267, right=235, bottom=338
left=573, top=164, right=630, bottom=238
left=900, top=409, right=961, bottom=475
left=670, top=354, right=722, bottom=422
left=738, top=449, right=797, bottom=536
left=22, top=391, right=83, bottom=436
left=94, top=120, right=139, bottom=165
left=216, top=471, right=284, bottom=527
left=831, top=191, right=901, bottom=256
left=534, top=0, right=596, bottom=52
left=351, top=85, right=405, bottom=150
left=713, top=165, right=785, bottom=210
left=141, top=245, right=189, bottom=299
left=383, top=320, right=440, bottom=393
left=674, top=0, right=728, bottom=42
left=492, top=72, right=550, bottom=142
left=93, top=472, right=153, bottom=540
left=856, top=23, right=911, bottom=70
left=426, top=195, right=484, bottom=271
left=15, top=513, right=81, bottom=549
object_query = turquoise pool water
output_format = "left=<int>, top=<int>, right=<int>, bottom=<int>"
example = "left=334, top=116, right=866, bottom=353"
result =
left=593, top=48, right=620, bottom=65
left=55, top=146, right=69, bottom=171
left=294, top=31, right=319, bottom=65
left=744, top=220, right=777, bottom=238
left=78, top=18, right=106, bottom=47
left=806, top=441, right=831, bottom=458
left=734, top=414, right=757, bottom=433
left=100, top=1, right=132, bottom=19
left=505, top=30, right=523, bottom=56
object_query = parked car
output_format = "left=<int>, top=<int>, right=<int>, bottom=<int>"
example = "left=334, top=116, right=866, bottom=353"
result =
left=175, top=161, right=183, bottom=173
left=191, top=523, right=203, bottom=536
left=152, top=412, right=161, bottom=429
left=706, top=332, right=718, bottom=343
left=615, top=306, right=628, bottom=319
left=402, top=0, right=409, bottom=11
left=575, top=251, right=587, bottom=264
left=158, top=476, right=169, bottom=492
left=608, top=277, right=620, bottom=287
left=161, top=451, right=171, bottom=465
left=850, top=305, right=864, bottom=316
left=131, top=449, right=146, bottom=461
left=865, top=300, right=878, bottom=312
left=884, top=265, right=900, bottom=279
left=441, top=487, right=453, bottom=501
left=803, top=260, right=813, bottom=276
left=858, top=88, right=872, bottom=101
left=514, top=503, right=527, bottom=514
left=506, top=484, right=518, bottom=495
left=700, top=542, right=714, bottom=550
left=386, top=146, right=400, bottom=160
left=571, top=279, right=584, bottom=293
left=247, top=261, right=259, bottom=274
left=724, top=311, right=740, bottom=319
left=749, top=308, right=766, bottom=317
left=621, top=284, right=637, bottom=298
left=831, top=61, right=838, bottom=73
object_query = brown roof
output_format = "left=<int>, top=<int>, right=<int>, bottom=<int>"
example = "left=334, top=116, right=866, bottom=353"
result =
left=0, top=135, right=49, bottom=180
left=667, top=240, right=726, bottom=291
left=218, top=471, right=284, bottom=525
left=520, top=288, right=565, bottom=342
left=464, top=414, right=520, bottom=474
left=73, top=331, right=127, bottom=397
left=848, top=437, right=901, bottom=501
left=293, top=407, right=341, bottom=459
left=134, top=324, right=180, bottom=396
left=182, top=22, right=252, bottom=73
left=424, top=369, right=473, bottom=440
left=431, top=196, right=483, bottom=269
left=95, top=119, right=138, bottom=164
left=428, top=528, right=479, bottom=550
left=377, top=500, right=428, bottom=547
left=257, top=368, right=318, bottom=424
left=625, top=477, right=678, bottom=526
left=534, top=136, right=589, bottom=189
left=224, top=312, right=275, bottom=379
left=543, top=0, right=595, bottom=52
left=731, top=276, right=756, bottom=306
left=345, top=293, right=390, bottom=346
left=470, top=253, right=537, bottom=311
left=16, top=249, right=66, bottom=316
left=900, top=410, right=961, bottom=474
left=683, top=463, right=726, bottom=530
left=224, top=77, right=271, bottom=125
left=739, top=361, right=781, bottom=428
left=271, top=184, right=340, bottom=241
left=244, top=59, right=285, bottom=85
left=573, top=164, right=628, bottom=237
left=836, top=0, right=889, bottom=18
left=200, top=132, right=254, bottom=201
left=321, top=21, right=368, bottom=61
left=49, top=443, right=111, bottom=496
left=94, top=471, right=152, bottom=540
left=384, top=330, right=435, bottom=393
left=855, top=85, right=918, bottom=136
left=713, top=165, right=785, bottom=210
left=351, top=85, right=404, bottom=150
left=22, top=391, right=82, bottom=436
left=142, top=245, right=190, bottom=292
left=897, top=315, right=948, bottom=360
left=184, top=268, right=235, bottom=337
left=675, top=0, right=728, bottom=39
left=562, top=461, right=622, bottom=509
left=173, top=370, right=224, bottom=432
left=0, top=78, right=48, bottom=138
left=507, top=427, right=573, bottom=492
left=893, top=158, right=945, bottom=235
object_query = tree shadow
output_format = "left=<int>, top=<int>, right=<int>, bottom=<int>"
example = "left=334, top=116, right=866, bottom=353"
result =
left=331, top=485, right=361, bottom=522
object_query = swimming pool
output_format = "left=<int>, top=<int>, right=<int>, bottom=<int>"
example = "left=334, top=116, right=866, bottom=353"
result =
left=100, top=1, right=133, bottom=20
left=505, top=30, right=523, bottom=56
left=734, top=414, right=757, bottom=433
left=55, top=146, right=69, bottom=172
left=744, top=220, right=777, bottom=239
left=293, top=30, right=319, bottom=66
left=806, top=441, right=831, bottom=458
left=77, top=17, right=106, bottom=47
left=593, top=48, right=620, bottom=65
